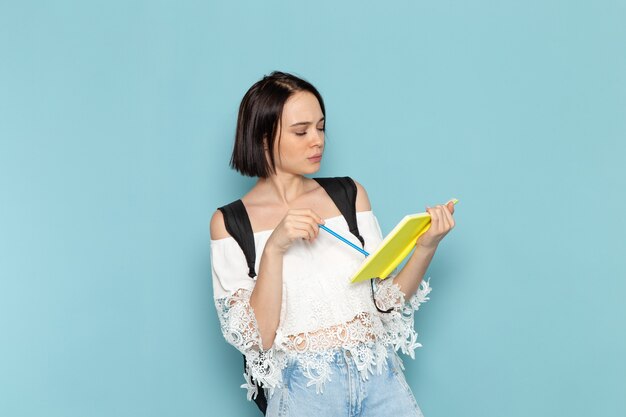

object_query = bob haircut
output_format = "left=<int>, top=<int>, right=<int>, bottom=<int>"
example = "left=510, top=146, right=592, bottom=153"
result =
left=230, top=71, right=326, bottom=178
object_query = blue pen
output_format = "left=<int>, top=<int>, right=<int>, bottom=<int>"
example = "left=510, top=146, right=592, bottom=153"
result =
left=319, top=224, right=370, bottom=257
left=318, top=199, right=459, bottom=258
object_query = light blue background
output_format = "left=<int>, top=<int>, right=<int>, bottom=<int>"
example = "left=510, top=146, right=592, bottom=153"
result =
left=1, top=1, right=625, bottom=416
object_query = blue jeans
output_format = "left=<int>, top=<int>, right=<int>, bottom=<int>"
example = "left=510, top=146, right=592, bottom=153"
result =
left=265, top=347, right=425, bottom=417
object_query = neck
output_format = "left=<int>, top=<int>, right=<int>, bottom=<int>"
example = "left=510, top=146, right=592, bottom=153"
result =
left=256, top=173, right=309, bottom=205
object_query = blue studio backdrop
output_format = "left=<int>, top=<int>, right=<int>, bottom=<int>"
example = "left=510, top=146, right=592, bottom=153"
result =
left=1, top=1, right=625, bottom=416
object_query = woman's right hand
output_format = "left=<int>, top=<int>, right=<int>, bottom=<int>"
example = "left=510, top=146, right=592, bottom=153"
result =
left=265, top=209, right=325, bottom=254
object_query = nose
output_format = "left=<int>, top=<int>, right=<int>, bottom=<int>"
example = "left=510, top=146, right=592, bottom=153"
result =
left=312, top=129, right=324, bottom=148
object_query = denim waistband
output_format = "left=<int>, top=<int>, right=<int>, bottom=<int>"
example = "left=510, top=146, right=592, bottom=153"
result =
left=284, top=343, right=396, bottom=370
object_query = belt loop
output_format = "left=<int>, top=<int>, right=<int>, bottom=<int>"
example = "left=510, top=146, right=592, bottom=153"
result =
left=343, top=348, right=352, bottom=367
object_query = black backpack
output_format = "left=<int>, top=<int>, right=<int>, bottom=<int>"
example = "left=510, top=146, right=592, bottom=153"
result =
left=217, top=176, right=390, bottom=414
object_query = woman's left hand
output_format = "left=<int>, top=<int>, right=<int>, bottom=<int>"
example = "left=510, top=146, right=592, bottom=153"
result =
left=416, top=200, right=456, bottom=250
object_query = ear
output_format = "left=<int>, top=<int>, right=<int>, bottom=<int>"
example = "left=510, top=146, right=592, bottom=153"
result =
left=262, top=135, right=269, bottom=150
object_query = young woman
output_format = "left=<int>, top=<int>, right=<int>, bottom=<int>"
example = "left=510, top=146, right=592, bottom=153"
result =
left=210, top=71, right=455, bottom=417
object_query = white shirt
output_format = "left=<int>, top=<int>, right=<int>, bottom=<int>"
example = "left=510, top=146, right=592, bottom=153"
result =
left=210, top=210, right=431, bottom=397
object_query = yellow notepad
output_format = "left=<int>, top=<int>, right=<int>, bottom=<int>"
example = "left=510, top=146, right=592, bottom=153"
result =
left=350, top=199, right=457, bottom=283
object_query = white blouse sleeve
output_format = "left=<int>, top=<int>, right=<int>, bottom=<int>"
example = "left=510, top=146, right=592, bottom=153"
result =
left=359, top=211, right=433, bottom=357
left=210, top=238, right=283, bottom=398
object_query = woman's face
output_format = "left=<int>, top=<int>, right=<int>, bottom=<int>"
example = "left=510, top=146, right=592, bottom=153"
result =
left=269, top=91, right=325, bottom=176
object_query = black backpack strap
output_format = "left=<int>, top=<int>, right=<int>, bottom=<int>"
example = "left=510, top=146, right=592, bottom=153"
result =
left=314, top=176, right=393, bottom=314
left=217, top=199, right=257, bottom=278
left=243, top=356, right=267, bottom=414
left=313, top=176, right=365, bottom=247
left=217, top=200, right=267, bottom=414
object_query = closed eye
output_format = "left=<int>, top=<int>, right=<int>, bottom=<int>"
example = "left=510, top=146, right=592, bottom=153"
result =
left=295, top=127, right=324, bottom=136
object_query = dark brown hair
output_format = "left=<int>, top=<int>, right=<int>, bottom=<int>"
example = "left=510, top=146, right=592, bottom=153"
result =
left=230, top=71, right=326, bottom=178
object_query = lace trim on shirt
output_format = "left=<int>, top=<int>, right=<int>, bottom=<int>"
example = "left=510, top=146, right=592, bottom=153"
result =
left=215, top=289, right=285, bottom=399
left=215, top=279, right=432, bottom=399
left=374, top=277, right=432, bottom=358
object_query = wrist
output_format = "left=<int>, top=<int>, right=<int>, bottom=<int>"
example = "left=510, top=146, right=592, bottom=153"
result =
left=263, top=243, right=285, bottom=258
left=416, top=242, right=438, bottom=253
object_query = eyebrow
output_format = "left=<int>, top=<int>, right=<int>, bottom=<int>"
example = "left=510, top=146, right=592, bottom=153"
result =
left=289, top=117, right=325, bottom=127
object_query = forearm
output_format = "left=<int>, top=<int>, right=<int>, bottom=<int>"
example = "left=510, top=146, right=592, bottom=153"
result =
left=392, top=243, right=438, bottom=299
left=249, top=245, right=284, bottom=350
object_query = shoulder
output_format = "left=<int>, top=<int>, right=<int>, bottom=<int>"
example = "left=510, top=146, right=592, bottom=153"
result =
left=351, top=178, right=372, bottom=212
left=210, top=209, right=232, bottom=240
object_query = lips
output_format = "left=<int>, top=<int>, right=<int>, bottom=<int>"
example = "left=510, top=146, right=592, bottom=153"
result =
left=308, top=154, right=322, bottom=162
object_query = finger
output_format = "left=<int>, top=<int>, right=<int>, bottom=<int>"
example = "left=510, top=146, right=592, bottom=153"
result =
left=292, top=215, right=322, bottom=237
left=426, top=206, right=435, bottom=228
left=435, top=206, right=446, bottom=232
left=288, top=214, right=321, bottom=226
left=287, top=214, right=322, bottom=232
left=291, top=225, right=313, bottom=240
left=428, top=206, right=441, bottom=232
left=442, top=204, right=455, bottom=230
left=293, top=221, right=317, bottom=240
left=308, top=209, right=325, bottom=225
left=445, top=200, right=455, bottom=215
left=438, top=205, right=452, bottom=230
left=288, top=208, right=325, bottom=225
left=282, top=216, right=312, bottom=236
left=305, top=220, right=319, bottom=239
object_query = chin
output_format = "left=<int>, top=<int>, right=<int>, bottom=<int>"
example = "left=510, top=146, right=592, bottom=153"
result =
left=295, top=167, right=321, bottom=176
left=307, top=165, right=322, bottom=174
